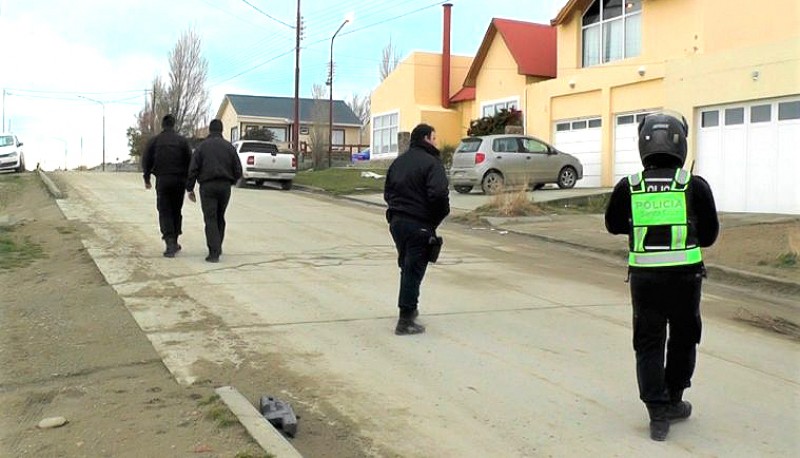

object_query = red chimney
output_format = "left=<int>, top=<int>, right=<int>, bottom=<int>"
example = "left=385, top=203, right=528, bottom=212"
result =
left=442, top=3, right=452, bottom=109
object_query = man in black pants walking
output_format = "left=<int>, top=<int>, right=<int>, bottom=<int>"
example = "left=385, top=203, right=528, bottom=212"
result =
left=605, top=111, right=719, bottom=441
left=185, top=119, right=242, bottom=263
left=384, top=124, right=450, bottom=335
left=142, top=114, right=192, bottom=257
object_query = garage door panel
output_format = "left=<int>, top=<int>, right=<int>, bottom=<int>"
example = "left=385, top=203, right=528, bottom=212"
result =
left=614, top=123, right=641, bottom=182
left=554, top=123, right=601, bottom=188
left=777, top=122, right=800, bottom=214
left=721, top=127, right=747, bottom=212
left=746, top=124, right=778, bottom=212
left=697, top=98, right=800, bottom=214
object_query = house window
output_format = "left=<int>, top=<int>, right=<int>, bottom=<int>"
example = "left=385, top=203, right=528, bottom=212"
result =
left=778, top=101, right=800, bottom=120
left=480, top=98, right=519, bottom=118
left=725, top=108, right=744, bottom=126
left=701, top=111, right=719, bottom=128
left=582, top=0, right=641, bottom=67
left=231, top=126, right=239, bottom=142
left=750, top=105, right=771, bottom=123
left=332, top=129, right=345, bottom=146
left=243, top=125, right=287, bottom=142
left=372, top=112, right=399, bottom=155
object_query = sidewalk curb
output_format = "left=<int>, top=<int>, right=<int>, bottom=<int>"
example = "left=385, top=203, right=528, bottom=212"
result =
left=215, top=386, right=303, bottom=458
left=496, top=225, right=800, bottom=297
left=37, top=169, right=64, bottom=199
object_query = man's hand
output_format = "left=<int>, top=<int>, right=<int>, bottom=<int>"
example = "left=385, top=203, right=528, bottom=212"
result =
left=145, top=182, right=152, bottom=190
left=187, top=191, right=196, bottom=203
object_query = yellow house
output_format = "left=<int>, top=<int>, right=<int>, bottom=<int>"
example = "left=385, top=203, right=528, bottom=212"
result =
left=216, top=94, right=365, bottom=152
left=534, top=0, right=799, bottom=213
left=370, top=52, right=473, bottom=157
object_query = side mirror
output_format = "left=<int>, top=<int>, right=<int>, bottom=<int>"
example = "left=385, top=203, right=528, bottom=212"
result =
left=17, top=142, right=23, bottom=147
left=547, top=147, right=557, bottom=155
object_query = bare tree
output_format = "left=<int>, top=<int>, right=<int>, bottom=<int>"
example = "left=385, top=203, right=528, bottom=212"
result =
left=309, top=83, right=330, bottom=169
left=379, top=38, right=401, bottom=81
left=346, top=93, right=371, bottom=145
left=165, top=29, right=210, bottom=137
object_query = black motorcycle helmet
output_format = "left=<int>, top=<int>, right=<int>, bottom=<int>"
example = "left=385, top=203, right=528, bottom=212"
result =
left=638, top=111, right=688, bottom=168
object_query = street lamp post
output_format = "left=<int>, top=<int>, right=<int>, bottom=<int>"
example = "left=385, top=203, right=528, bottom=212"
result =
left=327, top=14, right=352, bottom=168
left=79, top=96, right=106, bottom=171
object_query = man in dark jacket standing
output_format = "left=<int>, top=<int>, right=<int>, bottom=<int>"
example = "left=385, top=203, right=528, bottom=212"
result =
left=384, top=123, right=450, bottom=335
left=605, top=112, right=719, bottom=441
left=142, top=114, right=192, bottom=257
left=185, top=119, right=242, bottom=263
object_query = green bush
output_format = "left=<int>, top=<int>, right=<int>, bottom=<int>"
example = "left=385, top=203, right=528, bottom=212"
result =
left=467, top=108, right=523, bottom=136
left=440, top=144, right=456, bottom=168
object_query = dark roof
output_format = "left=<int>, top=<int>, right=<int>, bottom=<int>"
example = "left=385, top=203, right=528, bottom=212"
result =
left=222, top=94, right=362, bottom=126
left=464, top=19, right=557, bottom=86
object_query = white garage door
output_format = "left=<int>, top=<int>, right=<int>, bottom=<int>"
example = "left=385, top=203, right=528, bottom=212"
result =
left=553, top=117, right=602, bottom=187
left=614, top=111, right=654, bottom=183
left=696, top=98, right=800, bottom=214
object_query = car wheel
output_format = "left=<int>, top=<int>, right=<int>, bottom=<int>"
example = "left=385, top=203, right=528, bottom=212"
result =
left=557, top=166, right=577, bottom=189
left=255, top=180, right=264, bottom=187
left=16, top=156, right=24, bottom=173
left=532, top=183, right=545, bottom=190
left=481, top=171, right=504, bottom=195
left=280, top=180, right=292, bottom=191
left=454, top=185, right=473, bottom=194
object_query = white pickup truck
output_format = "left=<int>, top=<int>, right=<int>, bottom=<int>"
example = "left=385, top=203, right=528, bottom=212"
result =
left=234, top=140, right=296, bottom=190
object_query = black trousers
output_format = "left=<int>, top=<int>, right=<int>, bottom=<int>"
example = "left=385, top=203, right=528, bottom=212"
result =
left=389, top=217, right=433, bottom=318
left=630, top=269, right=703, bottom=405
left=199, top=180, right=232, bottom=256
left=155, top=174, right=187, bottom=241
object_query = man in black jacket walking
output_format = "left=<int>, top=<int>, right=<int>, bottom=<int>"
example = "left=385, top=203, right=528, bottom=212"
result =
left=384, top=123, right=450, bottom=335
left=185, top=119, right=242, bottom=263
left=142, top=114, right=193, bottom=257
left=605, top=112, right=719, bottom=441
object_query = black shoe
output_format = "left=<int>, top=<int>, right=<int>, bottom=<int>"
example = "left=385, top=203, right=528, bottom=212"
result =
left=665, top=401, right=692, bottom=421
left=647, top=405, right=670, bottom=441
left=649, top=419, right=670, bottom=441
left=205, top=254, right=219, bottom=263
left=395, top=318, right=425, bottom=335
left=175, top=243, right=182, bottom=252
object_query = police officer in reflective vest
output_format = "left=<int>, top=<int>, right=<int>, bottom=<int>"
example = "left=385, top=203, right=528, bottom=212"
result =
left=605, top=112, right=719, bottom=441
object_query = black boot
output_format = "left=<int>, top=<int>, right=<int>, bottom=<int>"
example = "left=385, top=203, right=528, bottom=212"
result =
left=163, top=238, right=178, bottom=258
left=647, top=405, right=670, bottom=441
left=395, top=318, right=425, bottom=335
left=666, top=389, right=692, bottom=421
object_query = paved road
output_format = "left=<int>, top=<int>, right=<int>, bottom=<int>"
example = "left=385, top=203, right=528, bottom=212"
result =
left=57, top=172, right=798, bottom=457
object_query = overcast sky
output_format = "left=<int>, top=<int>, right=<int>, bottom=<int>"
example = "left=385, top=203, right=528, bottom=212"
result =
left=0, top=0, right=566, bottom=170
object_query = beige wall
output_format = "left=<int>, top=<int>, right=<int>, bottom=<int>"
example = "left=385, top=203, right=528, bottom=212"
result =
left=531, top=0, right=799, bottom=186
left=217, top=99, right=240, bottom=142
left=473, top=32, right=529, bottom=119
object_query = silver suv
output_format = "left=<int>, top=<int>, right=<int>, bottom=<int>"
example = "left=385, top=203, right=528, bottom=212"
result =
left=449, top=134, right=583, bottom=194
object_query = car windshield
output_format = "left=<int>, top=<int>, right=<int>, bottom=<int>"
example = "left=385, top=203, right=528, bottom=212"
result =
left=0, top=136, right=14, bottom=147
left=240, top=142, right=278, bottom=153
left=456, top=139, right=481, bottom=153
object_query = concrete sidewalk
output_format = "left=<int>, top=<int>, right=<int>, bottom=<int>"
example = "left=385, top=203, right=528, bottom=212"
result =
left=338, top=190, right=800, bottom=295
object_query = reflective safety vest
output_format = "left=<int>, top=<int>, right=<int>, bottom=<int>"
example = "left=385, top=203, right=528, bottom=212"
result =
left=628, top=168, right=702, bottom=267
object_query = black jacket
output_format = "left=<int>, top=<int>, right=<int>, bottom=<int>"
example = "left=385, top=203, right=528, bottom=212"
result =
left=384, top=142, right=450, bottom=228
left=605, top=166, right=719, bottom=272
left=142, top=128, right=192, bottom=185
left=185, top=133, right=243, bottom=191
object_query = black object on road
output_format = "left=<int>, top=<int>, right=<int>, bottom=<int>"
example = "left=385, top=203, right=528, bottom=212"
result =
left=259, top=396, right=298, bottom=437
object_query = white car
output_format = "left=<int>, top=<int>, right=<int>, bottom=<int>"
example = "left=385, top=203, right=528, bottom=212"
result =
left=0, top=133, right=25, bottom=173
left=234, top=140, right=296, bottom=190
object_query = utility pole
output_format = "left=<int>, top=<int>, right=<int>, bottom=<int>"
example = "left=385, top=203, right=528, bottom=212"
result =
left=2, top=88, right=5, bottom=132
left=327, top=17, right=350, bottom=168
left=151, top=82, right=157, bottom=133
left=292, top=0, right=301, bottom=157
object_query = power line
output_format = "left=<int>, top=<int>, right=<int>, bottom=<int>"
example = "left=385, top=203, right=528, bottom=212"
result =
left=208, top=47, right=297, bottom=87
left=238, top=0, right=294, bottom=28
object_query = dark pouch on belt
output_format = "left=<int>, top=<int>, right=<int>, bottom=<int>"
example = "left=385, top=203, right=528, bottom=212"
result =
left=427, top=235, right=443, bottom=263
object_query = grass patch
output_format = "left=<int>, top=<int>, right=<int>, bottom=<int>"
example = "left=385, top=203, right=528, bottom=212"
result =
left=0, top=175, right=25, bottom=210
left=205, top=404, right=239, bottom=428
left=0, top=227, right=45, bottom=270
left=293, top=167, right=387, bottom=195
left=197, top=394, right=220, bottom=407
left=235, top=452, right=275, bottom=458
left=539, top=193, right=611, bottom=214
left=451, top=187, right=546, bottom=226
left=775, top=252, right=798, bottom=268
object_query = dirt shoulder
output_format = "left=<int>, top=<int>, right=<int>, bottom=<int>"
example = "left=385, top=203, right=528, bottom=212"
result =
left=0, top=173, right=268, bottom=457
